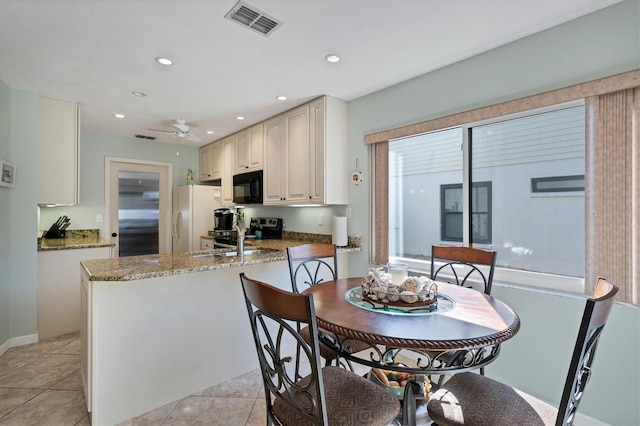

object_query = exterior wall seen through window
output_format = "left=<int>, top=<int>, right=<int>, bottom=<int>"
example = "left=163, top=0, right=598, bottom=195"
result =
left=389, top=103, right=585, bottom=278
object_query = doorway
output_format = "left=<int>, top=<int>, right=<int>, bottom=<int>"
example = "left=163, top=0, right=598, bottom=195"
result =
left=105, top=157, right=172, bottom=257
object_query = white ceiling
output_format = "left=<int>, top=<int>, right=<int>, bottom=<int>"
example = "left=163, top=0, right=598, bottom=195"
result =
left=0, top=0, right=620, bottom=147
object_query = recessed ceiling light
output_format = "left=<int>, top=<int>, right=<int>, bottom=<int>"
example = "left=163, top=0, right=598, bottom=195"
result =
left=131, top=91, right=147, bottom=97
left=276, top=95, right=288, bottom=101
left=114, top=113, right=125, bottom=119
left=206, top=131, right=214, bottom=134
left=325, top=54, right=340, bottom=63
left=155, top=57, right=173, bottom=66
left=236, top=116, right=245, bottom=120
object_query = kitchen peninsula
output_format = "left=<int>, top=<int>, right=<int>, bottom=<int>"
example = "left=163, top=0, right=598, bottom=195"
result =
left=80, top=237, right=360, bottom=426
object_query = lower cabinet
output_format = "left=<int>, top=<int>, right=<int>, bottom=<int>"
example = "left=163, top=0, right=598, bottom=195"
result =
left=37, top=246, right=112, bottom=339
left=80, top=271, right=92, bottom=412
left=201, top=238, right=214, bottom=250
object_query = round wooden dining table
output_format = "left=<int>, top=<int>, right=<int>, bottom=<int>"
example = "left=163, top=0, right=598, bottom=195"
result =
left=302, top=277, right=521, bottom=375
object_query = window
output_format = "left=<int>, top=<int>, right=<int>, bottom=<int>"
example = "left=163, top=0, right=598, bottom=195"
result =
left=441, top=182, right=491, bottom=243
left=388, top=102, right=585, bottom=279
left=531, top=175, right=585, bottom=193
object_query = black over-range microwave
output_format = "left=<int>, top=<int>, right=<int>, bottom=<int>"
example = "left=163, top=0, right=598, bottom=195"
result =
left=233, top=170, right=263, bottom=204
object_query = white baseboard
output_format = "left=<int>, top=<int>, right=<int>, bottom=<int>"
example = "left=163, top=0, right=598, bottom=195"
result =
left=0, top=333, right=39, bottom=356
left=574, top=412, right=609, bottom=426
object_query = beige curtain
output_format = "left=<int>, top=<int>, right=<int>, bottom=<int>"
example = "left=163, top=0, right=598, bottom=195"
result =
left=372, top=142, right=389, bottom=265
left=585, top=88, right=640, bottom=304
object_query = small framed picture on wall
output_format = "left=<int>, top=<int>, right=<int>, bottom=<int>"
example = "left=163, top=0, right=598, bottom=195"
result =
left=0, top=158, right=15, bottom=188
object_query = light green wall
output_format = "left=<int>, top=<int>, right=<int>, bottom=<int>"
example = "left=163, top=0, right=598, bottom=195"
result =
left=0, top=80, right=11, bottom=345
left=346, top=2, right=639, bottom=424
left=39, top=132, right=200, bottom=234
left=491, top=286, right=640, bottom=426
left=4, top=88, right=39, bottom=339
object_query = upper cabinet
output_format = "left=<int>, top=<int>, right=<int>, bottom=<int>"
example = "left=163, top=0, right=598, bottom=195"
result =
left=264, top=96, right=347, bottom=206
left=221, top=136, right=235, bottom=206
left=263, top=114, right=286, bottom=205
left=199, top=95, right=348, bottom=206
left=199, top=141, right=221, bottom=181
left=309, top=96, right=348, bottom=205
left=281, top=103, right=310, bottom=204
left=263, top=104, right=310, bottom=205
left=38, top=96, right=80, bottom=206
left=234, top=123, right=263, bottom=174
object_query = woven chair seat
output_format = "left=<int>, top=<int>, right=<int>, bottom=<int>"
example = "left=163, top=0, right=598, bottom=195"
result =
left=274, top=365, right=400, bottom=426
left=427, top=372, right=557, bottom=425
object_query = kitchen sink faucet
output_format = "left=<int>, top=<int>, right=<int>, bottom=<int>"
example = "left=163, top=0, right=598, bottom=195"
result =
left=235, top=225, right=245, bottom=258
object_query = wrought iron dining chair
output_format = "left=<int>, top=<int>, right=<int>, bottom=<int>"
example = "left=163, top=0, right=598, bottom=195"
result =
left=426, top=277, right=618, bottom=426
left=428, top=245, right=497, bottom=381
left=287, top=244, right=369, bottom=366
left=239, top=273, right=401, bottom=426
left=431, top=245, right=497, bottom=295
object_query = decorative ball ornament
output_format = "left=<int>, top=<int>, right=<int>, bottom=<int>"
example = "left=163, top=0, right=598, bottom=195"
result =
left=351, top=169, right=363, bottom=185
left=351, top=159, right=364, bottom=185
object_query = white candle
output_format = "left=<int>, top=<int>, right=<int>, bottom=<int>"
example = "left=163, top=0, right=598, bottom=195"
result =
left=388, top=263, right=408, bottom=285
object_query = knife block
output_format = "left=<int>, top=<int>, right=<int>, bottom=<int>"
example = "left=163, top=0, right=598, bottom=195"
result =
left=44, top=224, right=66, bottom=239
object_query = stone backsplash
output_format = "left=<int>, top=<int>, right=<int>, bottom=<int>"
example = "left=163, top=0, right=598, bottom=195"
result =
left=283, top=231, right=362, bottom=248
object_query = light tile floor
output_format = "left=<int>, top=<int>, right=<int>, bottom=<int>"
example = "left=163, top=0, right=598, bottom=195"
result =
left=0, top=333, right=431, bottom=426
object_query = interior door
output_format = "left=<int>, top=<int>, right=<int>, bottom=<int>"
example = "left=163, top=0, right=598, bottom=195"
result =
left=106, top=158, right=172, bottom=257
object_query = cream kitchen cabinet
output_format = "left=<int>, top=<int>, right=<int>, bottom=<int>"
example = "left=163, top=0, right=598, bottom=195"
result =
left=199, top=141, right=221, bottom=181
left=38, top=246, right=112, bottom=340
left=234, top=123, right=264, bottom=174
left=308, top=96, right=348, bottom=205
left=38, top=96, right=80, bottom=206
left=263, top=114, right=286, bottom=204
left=264, top=96, right=348, bottom=206
left=221, top=136, right=235, bottom=206
left=263, top=103, right=309, bottom=205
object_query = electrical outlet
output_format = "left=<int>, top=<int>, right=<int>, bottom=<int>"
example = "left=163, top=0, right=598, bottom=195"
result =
left=96, top=214, right=103, bottom=223
left=319, top=214, right=324, bottom=226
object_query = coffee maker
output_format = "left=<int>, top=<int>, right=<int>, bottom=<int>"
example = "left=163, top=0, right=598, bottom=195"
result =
left=212, top=208, right=236, bottom=245
left=214, top=208, right=234, bottom=230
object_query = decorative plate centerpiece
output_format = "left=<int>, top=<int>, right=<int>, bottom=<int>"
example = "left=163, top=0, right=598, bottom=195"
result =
left=361, top=267, right=438, bottom=307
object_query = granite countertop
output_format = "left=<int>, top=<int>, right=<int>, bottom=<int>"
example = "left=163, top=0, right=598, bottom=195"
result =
left=81, top=235, right=362, bottom=282
left=38, top=229, right=115, bottom=252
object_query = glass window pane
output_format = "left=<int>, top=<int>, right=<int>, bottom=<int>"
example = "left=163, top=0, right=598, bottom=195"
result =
left=471, top=105, right=585, bottom=277
left=389, top=128, right=462, bottom=259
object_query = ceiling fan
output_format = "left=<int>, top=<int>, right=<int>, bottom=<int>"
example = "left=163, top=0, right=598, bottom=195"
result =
left=149, top=119, right=202, bottom=143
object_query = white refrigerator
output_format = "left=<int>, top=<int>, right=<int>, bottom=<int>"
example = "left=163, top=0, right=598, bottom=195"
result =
left=172, top=185, right=221, bottom=252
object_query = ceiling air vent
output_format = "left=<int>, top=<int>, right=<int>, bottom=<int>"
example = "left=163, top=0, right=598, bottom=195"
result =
left=135, top=134, right=157, bottom=140
left=225, top=0, right=283, bottom=37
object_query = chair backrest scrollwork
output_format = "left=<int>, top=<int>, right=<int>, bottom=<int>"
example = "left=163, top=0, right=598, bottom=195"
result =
left=287, top=244, right=338, bottom=293
left=556, top=277, right=618, bottom=426
left=430, top=245, right=497, bottom=294
left=239, top=273, right=328, bottom=425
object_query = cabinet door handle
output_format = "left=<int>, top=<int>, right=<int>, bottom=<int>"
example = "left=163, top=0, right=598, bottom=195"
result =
left=111, top=232, right=118, bottom=237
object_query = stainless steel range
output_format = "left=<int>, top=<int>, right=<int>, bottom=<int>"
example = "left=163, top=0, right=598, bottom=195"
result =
left=248, top=217, right=283, bottom=239
left=208, top=216, right=283, bottom=248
